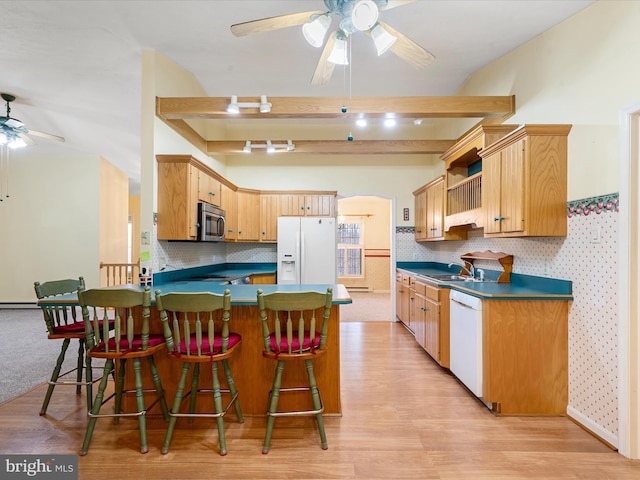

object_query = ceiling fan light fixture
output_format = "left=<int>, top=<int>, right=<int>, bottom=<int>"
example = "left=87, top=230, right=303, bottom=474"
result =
left=351, top=0, right=379, bottom=31
left=327, top=33, right=349, bottom=65
left=302, top=14, right=331, bottom=48
left=371, top=23, right=397, bottom=56
left=8, top=135, right=26, bottom=149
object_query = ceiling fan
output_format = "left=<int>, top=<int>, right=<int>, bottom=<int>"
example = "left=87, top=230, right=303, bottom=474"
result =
left=230, top=0, right=435, bottom=85
left=0, top=93, right=65, bottom=149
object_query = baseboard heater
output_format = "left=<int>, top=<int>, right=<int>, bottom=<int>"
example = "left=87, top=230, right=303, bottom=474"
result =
left=346, top=286, right=372, bottom=292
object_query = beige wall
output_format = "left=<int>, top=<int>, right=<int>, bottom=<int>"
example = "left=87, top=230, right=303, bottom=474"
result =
left=444, top=0, right=640, bottom=201
left=0, top=153, right=101, bottom=302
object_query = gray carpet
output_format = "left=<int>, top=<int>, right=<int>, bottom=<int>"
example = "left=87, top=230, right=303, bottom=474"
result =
left=0, top=308, right=86, bottom=404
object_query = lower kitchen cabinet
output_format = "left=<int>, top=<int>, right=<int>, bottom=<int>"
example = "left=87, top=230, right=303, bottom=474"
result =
left=397, top=270, right=450, bottom=368
left=483, top=299, right=568, bottom=415
left=395, top=272, right=411, bottom=328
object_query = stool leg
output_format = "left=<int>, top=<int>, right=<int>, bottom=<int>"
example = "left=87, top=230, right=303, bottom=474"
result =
left=162, top=362, right=191, bottom=455
left=113, top=358, right=127, bottom=424
left=263, top=360, right=285, bottom=454
left=132, top=358, right=149, bottom=454
left=306, top=359, right=327, bottom=449
left=188, top=363, right=200, bottom=422
left=84, top=340, right=94, bottom=412
left=40, top=338, right=70, bottom=415
left=147, top=355, right=169, bottom=421
left=222, top=358, right=243, bottom=423
left=81, top=359, right=114, bottom=456
left=211, top=360, right=228, bottom=456
left=75, top=339, right=84, bottom=395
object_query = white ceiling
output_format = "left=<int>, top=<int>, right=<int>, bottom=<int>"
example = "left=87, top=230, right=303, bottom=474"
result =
left=0, top=0, right=596, bottom=192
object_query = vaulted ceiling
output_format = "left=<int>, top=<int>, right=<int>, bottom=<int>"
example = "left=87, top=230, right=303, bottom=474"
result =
left=0, top=0, right=596, bottom=191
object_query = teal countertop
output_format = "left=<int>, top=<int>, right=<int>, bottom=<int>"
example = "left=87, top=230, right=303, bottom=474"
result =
left=153, top=262, right=277, bottom=284
left=38, top=282, right=351, bottom=307
left=397, top=262, right=572, bottom=301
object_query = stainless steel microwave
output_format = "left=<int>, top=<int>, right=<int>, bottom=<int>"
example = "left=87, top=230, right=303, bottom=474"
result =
left=197, top=202, right=226, bottom=242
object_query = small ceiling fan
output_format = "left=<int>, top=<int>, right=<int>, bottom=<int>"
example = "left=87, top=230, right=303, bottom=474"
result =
left=0, top=93, right=65, bottom=148
left=230, top=0, right=435, bottom=85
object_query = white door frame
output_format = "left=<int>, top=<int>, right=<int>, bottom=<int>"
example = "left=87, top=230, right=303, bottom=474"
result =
left=618, top=101, right=640, bottom=459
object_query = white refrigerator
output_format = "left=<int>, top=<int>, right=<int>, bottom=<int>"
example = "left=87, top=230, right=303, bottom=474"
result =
left=277, top=217, right=337, bottom=285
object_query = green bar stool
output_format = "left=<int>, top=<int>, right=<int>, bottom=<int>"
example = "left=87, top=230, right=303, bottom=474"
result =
left=155, top=289, right=243, bottom=456
left=256, top=287, right=333, bottom=454
left=34, top=277, right=108, bottom=416
left=78, top=285, right=169, bottom=455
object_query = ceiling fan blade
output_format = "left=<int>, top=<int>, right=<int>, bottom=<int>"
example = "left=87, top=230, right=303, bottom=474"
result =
left=26, top=128, right=65, bottom=143
left=311, top=33, right=337, bottom=85
left=379, top=0, right=416, bottom=11
left=18, top=132, right=35, bottom=146
left=231, top=10, right=324, bottom=37
left=379, top=21, right=435, bottom=69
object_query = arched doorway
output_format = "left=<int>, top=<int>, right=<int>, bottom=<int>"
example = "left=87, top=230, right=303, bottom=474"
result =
left=337, top=194, right=395, bottom=322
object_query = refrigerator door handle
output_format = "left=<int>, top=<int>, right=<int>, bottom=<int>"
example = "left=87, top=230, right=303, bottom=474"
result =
left=299, top=231, right=305, bottom=283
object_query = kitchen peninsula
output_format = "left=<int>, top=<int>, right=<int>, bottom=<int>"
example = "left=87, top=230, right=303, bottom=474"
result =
left=38, top=275, right=352, bottom=417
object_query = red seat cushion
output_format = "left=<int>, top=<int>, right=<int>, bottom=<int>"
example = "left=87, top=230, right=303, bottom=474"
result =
left=52, top=319, right=114, bottom=335
left=174, top=332, right=241, bottom=356
left=92, top=333, right=165, bottom=353
left=269, top=332, right=319, bottom=353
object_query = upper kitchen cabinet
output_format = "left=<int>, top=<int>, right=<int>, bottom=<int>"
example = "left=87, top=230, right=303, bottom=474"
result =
left=236, top=189, right=261, bottom=241
left=220, top=183, right=238, bottom=241
left=442, top=124, right=518, bottom=232
left=157, top=155, right=199, bottom=240
left=260, top=193, right=279, bottom=242
left=480, top=124, right=572, bottom=237
left=414, top=176, right=466, bottom=242
left=278, top=193, right=336, bottom=217
left=197, top=170, right=221, bottom=207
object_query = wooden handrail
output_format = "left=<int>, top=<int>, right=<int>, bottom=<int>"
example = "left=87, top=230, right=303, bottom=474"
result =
left=99, top=260, right=140, bottom=286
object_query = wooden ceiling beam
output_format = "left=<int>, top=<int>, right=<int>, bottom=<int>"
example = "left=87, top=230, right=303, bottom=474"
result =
left=157, top=95, right=515, bottom=120
left=205, top=139, right=456, bottom=155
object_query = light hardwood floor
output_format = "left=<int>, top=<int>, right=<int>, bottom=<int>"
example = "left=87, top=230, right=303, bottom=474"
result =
left=1, top=322, right=639, bottom=479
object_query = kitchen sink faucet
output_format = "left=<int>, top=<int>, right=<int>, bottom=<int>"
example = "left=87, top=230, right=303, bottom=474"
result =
left=448, top=261, right=475, bottom=279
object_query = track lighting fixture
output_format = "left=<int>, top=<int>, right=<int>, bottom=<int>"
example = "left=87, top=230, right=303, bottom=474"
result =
left=241, top=140, right=295, bottom=153
left=226, top=95, right=272, bottom=113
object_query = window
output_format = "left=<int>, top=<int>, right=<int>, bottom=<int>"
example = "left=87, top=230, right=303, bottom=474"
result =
left=337, top=216, right=364, bottom=277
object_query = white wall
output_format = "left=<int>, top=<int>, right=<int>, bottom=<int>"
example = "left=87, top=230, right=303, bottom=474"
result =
left=0, top=152, right=100, bottom=303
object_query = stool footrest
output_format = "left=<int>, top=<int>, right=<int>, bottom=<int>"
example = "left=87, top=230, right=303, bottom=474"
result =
left=267, top=386, right=324, bottom=417
left=88, top=388, right=165, bottom=418
left=168, top=389, right=239, bottom=419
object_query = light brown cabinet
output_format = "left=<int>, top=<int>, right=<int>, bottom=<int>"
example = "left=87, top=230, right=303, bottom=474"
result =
left=197, top=171, right=221, bottom=206
left=480, top=124, right=571, bottom=237
left=408, top=275, right=449, bottom=368
left=157, top=158, right=199, bottom=241
left=278, top=194, right=335, bottom=217
left=395, top=272, right=411, bottom=327
left=220, top=183, right=237, bottom=241
left=250, top=273, right=277, bottom=284
left=259, top=194, right=279, bottom=242
left=236, top=189, right=261, bottom=241
left=414, top=176, right=465, bottom=242
left=483, top=298, right=568, bottom=415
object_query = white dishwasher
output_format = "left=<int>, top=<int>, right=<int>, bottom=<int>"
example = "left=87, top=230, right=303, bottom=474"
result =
left=449, top=290, right=484, bottom=398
